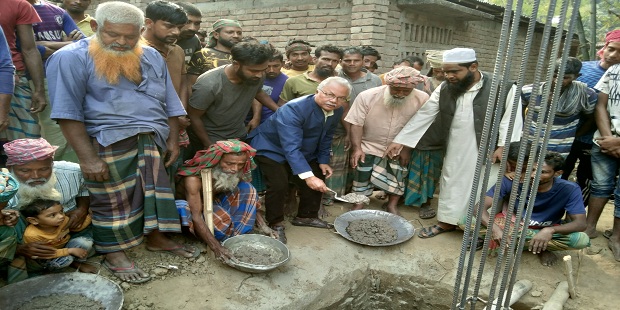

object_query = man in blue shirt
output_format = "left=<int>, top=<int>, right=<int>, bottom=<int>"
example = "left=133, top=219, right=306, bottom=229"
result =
left=45, top=1, right=196, bottom=284
left=463, top=142, right=589, bottom=266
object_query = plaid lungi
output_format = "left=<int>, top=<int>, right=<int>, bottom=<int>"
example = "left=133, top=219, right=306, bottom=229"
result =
left=352, top=154, right=407, bottom=196
left=86, top=134, right=181, bottom=253
left=325, top=135, right=349, bottom=196
left=458, top=212, right=590, bottom=255
left=0, top=226, right=16, bottom=265
left=176, top=181, right=258, bottom=241
left=250, top=165, right=266, bottom=192
left=404, top=149, right=444, bottom=207
left=0, top=74, right=40, bottom=141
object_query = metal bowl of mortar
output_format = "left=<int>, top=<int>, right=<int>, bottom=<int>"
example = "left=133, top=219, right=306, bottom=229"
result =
left=334, top=210, right=416, bottom=246
left=0, top=272, right=123, bottom=310
left=222, top=234, right=290, bottom=273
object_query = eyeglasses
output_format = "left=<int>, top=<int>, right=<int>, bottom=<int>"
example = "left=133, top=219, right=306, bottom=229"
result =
left=318, top=89, right=348, bottom=102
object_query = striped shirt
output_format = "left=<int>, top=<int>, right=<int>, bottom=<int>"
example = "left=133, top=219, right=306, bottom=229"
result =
left=8, top=161, right=89, bottom=212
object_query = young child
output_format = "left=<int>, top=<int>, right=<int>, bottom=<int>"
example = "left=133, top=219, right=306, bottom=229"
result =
left=21, top=199, right=93, bottom=270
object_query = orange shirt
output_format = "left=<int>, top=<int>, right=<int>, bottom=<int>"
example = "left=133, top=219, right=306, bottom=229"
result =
left=23, top=215, right=91, bottom=258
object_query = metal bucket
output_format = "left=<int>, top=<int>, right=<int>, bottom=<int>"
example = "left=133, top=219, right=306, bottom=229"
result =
left=0, top=273, right=123, bottom=310
left=334, top=210, right=416, bottom=246
left=222, top=234, right=290, bottom=273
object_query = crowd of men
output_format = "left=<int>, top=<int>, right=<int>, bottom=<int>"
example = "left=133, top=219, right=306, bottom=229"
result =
left=0, top=0, right=619, bottom=286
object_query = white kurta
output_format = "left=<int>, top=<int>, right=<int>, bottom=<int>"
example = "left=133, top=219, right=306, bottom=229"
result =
left=393, top=74, right=523, bottom=225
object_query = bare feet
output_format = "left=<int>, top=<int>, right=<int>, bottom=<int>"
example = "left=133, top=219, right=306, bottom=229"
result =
left=72, top=261, right=98, bottom=274
left=385, top=204, right=401, bottom=216
left=609, top=239, right=620, bottom=262
left=585, top=226, right=598, bottom=239
left=146, top=230, right=199, bottom=258
left=104, top=251, right=150, bottom=283
left=351, top=203, right=364, bottom=211
left=538, top=251, right=558, bottom=266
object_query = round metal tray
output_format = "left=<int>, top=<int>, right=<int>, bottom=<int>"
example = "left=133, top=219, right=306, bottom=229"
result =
left=222, top=234, right=290, bottom=273
left=0, top=272, right=124, bottom=310
left=334, top=210, right=416, bottom=246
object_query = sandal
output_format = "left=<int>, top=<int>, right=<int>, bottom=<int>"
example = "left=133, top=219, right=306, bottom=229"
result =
left=467, top=237, right=485, bottom=251
left=103, top=260, right=151, bottom=284
left=146, top=244, right=201, bottom=258
left=291, top=217, right=333, bottom=229
left=418, top=224, right=456, bottom=239
left=418, top=205, right=436, bottom=219
left=603, top=229, right=612, bottom=240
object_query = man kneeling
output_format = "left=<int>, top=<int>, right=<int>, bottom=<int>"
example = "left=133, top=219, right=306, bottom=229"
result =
left=462, top=143, right=590, bottom=266
left=177, top=140, right=271, bottom=264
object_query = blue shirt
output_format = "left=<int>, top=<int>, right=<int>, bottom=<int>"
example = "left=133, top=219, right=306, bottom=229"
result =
left=31, top=0, right=82, bottom=58
left=0, top=29, right=14, bottom=95
left=46, top=38, right=186, bottom=150
left=487, top=176, right=585, bottom=227
left=576, top=61, right=607, bottom=89
left=261, top=73, right=288, bottom=123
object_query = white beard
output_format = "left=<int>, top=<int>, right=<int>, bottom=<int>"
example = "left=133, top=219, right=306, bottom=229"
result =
left=16, top=173, right=62, bottom=209
left=212, top=166, right=243, bottom=193
left=383, top=87, right=411, bottom=108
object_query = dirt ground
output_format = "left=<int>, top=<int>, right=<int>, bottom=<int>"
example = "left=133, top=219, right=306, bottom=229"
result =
left=106, top=193, right=619, bottom=310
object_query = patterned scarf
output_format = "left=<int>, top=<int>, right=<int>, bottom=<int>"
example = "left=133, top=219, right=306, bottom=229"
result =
left=177, top=140, right=256, bottom=181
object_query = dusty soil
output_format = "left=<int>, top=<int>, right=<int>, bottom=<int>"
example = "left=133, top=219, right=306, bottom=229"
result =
left=346, top=219, right=398, bottom=244
left=2, top=191, right=618, bottom=309
left=341, top=193, right=370, bottom=204
left=228, top=242, right=283, bottom=265
left=16, top=293, right=104, bottom=310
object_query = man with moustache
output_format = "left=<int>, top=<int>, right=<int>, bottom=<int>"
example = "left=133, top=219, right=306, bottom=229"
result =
left=176, top=140, right=270, bottom=263
left=281, top=39, right=315, bottom=78
left=360, top=46, right=381, bottom=73
left=187, top=19, right=242, bottom=86
left=2, top=138, right=96, bottom=282
left=250, top=77, right=351, bottom=243
left=62, top=0, right=95, bottom=36
left=385, top=48, right=523, bottom=238
left=45, top=1, right=197, bottom=284
left=188, top=42, right=278, bottom=150
left=345, top=67, right=429, bottom=215
left=174, top=2, right=203, bottom=64
left=279, top=44, right=343, bottom=104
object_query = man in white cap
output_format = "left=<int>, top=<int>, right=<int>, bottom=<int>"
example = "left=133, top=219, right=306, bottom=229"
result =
left=385, top=48, right=523, bottom=238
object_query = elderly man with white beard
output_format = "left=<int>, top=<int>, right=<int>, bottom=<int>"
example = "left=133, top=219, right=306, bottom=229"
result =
left=2, top=138, right=96, bottom=282
left=176, top=140, right=269, bottom=265
left=345, top=67, right=430, bottom=215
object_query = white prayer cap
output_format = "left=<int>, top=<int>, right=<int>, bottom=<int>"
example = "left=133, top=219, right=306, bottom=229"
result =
left=443, top=48, right=476, bottom=63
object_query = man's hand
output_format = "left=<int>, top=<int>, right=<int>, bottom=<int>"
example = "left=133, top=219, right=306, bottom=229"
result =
left=63, top=29, right=84, bottom=41
left=65, top=208, right=88, bottom=230
left=350, top=148, right=365, bottom=168
left=68, top=248, right=88, bottom=259
left=178, top=116, right=191, bottom=129
left=305, top=176, right=327, bottom=193
left=30, top=90, right=47, bottom=113
left=164, top=142, right=180, bottom=168
left=528, top=227, right=554, bottom=254
left=319, top=164, right=333, bottom=179
left=16, top=242, right=57, bottom=259
left=211, top=243, right=236, bottom=266
left=398, top=147, right=411, bottom=168
left=80, top=158, right=109, bottom=182
left=492, top=146, right=504, bottom=163
left=596, top=136, right=620, bottom=158
left=491, top=225, right=504, bottom=244
left=0, top=209, right=19, bottom=227
left=246, top=118, right=260, bottom=133
left=383, top=143, right=403, bottom=160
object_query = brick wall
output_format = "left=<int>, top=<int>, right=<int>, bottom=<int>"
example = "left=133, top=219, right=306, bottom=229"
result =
left=88, top=0, right=548, bottom=78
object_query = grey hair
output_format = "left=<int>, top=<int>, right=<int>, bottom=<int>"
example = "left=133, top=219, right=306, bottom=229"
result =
left=318, top=77, right=352, bottom=97
left=95, top=1, right=145, bottom=29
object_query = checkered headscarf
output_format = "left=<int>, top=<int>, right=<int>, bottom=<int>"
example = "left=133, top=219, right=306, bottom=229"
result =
left=385, top=66, right=424, bottom=88
left=3, top=138, right=58, bottom=166
left=177, top=139, right=256, bottom=181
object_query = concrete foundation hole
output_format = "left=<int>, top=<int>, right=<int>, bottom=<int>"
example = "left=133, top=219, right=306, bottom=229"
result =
left=319, top=270, right=531, bottom=310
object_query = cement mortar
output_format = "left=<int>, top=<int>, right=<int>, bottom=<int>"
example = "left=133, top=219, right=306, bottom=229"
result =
left=346, top=219, right=398, bottom=244
left=230, top=243, right=283, bottom=265
left=16, top=293, right=104, bottom=310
